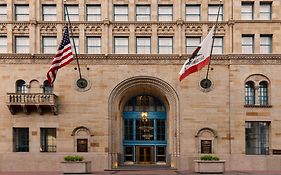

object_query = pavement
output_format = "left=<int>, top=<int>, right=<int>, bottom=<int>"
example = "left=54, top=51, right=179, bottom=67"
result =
left=1, top=170, right=281, bottom=175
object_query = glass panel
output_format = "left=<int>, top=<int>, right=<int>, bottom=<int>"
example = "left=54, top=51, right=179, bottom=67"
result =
left=16, top=37, right=29, bottom=53
left=245, top=81, right=255, bottom=105
left=186, top=37, right=201, bottom=53
left=13, top=128, right=29, bottom=152
left=42, top=5, right=56, bottom=21
left=87, top=5, right=101, bottom=21
left=136, top=119, right=154, bottom=141
left=158, top=5, right=173, bottom=21
left=114, top=5, right=128, bottom=21
left=246, top=122, right=270, bottom=155
left=159, top=37, right=173, bottom=54
left=186, top=5, right=200, bottom=21
left=260, top=3, right=271, bottom=20
left=124, top=119, right=134, bottom=140
left=15, top=5, right=29, bottom=21
left=40, top=128, right=56, bottom=152
left=136, top=5, right=150, bottom=21
left=156, top=146, right=166, bottom=162
left=0, top=5, right=7, bottom=21
left=87, top=37, right=101, bottom=54
left=241, top=3, right=253, bottom=20
left=43, top=80, right=53, bottom=93
left=124, top=146, right=134, bottom=161
left=260, top=35, right=272, bottom=54
left=43, top=36, right=57, bottom=54
left=208, top=5, right=223, bottom=21
left=213, top=37, right=223, bottom=54
left=64, top=5, right=79, bottom=21
left=114, top=37, right=128, bottom=54
left=156, top=119, right=165, bottom=141
left=242, top=35, right=254, bottom=54
left=137, top=37, right=151, bottom=54
left=259, top=81, right=268, bottom=105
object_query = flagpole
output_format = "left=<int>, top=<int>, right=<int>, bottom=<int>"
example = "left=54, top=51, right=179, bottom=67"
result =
left=205, top=0, right=222, bottom=80
left=64, top=0, right=82, bottom=80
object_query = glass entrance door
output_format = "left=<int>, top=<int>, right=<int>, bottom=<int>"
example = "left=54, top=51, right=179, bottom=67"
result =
left=122, top=95, right=167, bottom=165
left=136, top=146, right=154, bottom=164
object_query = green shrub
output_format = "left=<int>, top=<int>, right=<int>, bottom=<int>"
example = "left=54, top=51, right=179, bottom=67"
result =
left=64, top=155, right=84, bottom=162
left=200, top=155, right=219, bottom=161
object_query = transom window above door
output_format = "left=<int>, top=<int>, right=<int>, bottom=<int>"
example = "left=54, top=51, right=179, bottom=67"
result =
left=123, top=95, right=165, bottom=112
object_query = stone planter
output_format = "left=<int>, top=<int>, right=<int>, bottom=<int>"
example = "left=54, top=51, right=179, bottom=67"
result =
left=194, top=160, right=225, bottom=174
left=61, top=161, right=91, bottom=174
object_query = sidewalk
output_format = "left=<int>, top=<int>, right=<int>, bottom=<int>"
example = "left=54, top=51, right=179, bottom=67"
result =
left=1, top=170, right=281, bottom=175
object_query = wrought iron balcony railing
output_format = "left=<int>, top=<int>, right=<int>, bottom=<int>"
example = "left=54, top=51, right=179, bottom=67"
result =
left=7, top=93, right=58, bottom=115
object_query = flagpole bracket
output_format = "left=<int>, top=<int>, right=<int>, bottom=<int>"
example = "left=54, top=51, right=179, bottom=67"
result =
left=200, top=78, right=213, bottom=91
left=76, top=78, right=88, bottom=89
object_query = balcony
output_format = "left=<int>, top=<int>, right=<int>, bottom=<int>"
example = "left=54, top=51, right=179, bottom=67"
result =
left=6, top=93, right=58, bottom=115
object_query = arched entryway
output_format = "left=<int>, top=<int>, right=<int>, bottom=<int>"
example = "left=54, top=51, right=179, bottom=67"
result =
left=123, top=95, right=167, bottom=164
left=108, top=76, right=179, bottom=169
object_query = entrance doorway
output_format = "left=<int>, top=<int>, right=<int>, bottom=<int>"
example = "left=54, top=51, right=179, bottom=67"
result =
left=122, top=95, right=167, bottom=165
left=136, top=146, right=154, bottom=163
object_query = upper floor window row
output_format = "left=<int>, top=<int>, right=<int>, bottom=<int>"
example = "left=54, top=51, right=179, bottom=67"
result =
left=241, top=1, right=272, bottom=20
left=242, top=34, right=272, bottom=54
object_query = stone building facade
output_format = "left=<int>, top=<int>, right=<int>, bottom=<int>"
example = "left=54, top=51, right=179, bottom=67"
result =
left=0, top=0, right=281, bottom=172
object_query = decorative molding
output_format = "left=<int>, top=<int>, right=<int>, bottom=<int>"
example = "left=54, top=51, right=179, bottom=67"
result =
left=112, top=23, right=130, bottom=34
left=85, top=24, right=102, bottom=35
left=12, top=23, right=29, bottom=34
left=0, top=23, right=7, bottom=33
left=0, top=54, right=281, bottom=65
left=185, top=23, right=203, bottom=35
left=208, top=23, right=226, bottom=35
left=157, top=23, right=175, bottom=35
left=40, top=23, right=57, bottom=34
left=135, top=24, right=152, bottom=35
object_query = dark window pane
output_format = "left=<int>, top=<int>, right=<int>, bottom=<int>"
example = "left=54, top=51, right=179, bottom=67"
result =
left=157, top=119, right=166, bottom=141
left=124, top=119, right=133, bottom=140
left=40, top=128, right=56, bottom=152
left=259, top=81, right=268, bottom=105
left=156, top=146, right=166, bottom=162
left=124, top=146, right=134, bottom=161
left=136, top=119, right=154, bottom=141
left=245, top=81, right=255, bottom=105
left=13, top=128, right=29, bottom=152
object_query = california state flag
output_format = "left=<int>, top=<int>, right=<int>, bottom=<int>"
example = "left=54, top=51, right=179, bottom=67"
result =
left=179, top=26, right=215, bottom=81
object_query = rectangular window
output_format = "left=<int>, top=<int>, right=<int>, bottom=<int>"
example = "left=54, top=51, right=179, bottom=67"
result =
left=15, top=5, right=29, bottom=21
left=114, top=37, right=129, bottom=54
left=0, top=36, right=7, bottom=53
left=246, top=122, right=270, bottom=155
left=15, top=36, right=29, bottom=53
left=158, top=5, right=173, bottom=21
left=156, top=146, right=166, bottom=162
left=13, top=128, right=29, bottom=152
left=42, top=36, right=57, bottom=54
left=260, top=35, right=272, bottom=54
left=114, top=5, right=128, bottom=21
left=260, top=2, right=272, bottom=20
left=241, top=2, right=254, bottom=20
left=0, top=5, right=7, bottom=21
left=136, top=119, right=154, bottom=141
left=124, top=146, right=134, bottom=162
left=70, top=36, right=79, bottom=53
left=40, top=128, right=56, bottom=152
left=156, top=119, right=166, bottom=141
left=86, top=5, right=101, bottom=21
left=42, top=5, right=56, bottom=21
left=186, top=37, right=201, bottom=54
left=124, top=119, right=133, bottom=140
left=87, top=36, right=101, bottom=54
left=158, top=37, right=173, bottom=54
left=136, top=37, right=151, bottom=54
left=186, top=5, right=200, bottom=21
left=208, top=5, right=223, bottom=21
left=242, top=35, right=254, bottom=54
left=136, top=5, right=150, bottom=21
left=213, top=37, right=223, bottom=54
left=64, top=5, right=79, bottom=21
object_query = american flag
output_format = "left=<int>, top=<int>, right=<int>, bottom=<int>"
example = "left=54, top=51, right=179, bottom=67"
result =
left=47, top=26, right=74, bottom=86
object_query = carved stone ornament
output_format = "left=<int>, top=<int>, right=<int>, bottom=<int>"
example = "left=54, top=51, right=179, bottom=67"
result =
left=135, top=24, right=152, bottom=35
left=112, top=23, right=130, bottom=34
left=185, top=24, right=203, bottom=35
left=157, top=23, right=175, bottom=35
left=13, top=23, right=29, bottom=34
left=40, top=23, right=57, bottom=34
left=0, top=23, right=7, bottom=33
left=85, top=24, right=102, bottom=34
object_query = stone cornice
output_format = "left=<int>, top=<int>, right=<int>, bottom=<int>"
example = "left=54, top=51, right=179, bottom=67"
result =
left=0, top=54, right=281, bottom=65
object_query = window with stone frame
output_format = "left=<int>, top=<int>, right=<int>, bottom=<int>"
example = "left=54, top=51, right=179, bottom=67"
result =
left=244, top=74, right=270, bottom=106
left=0, top=5, right=7, bottom=21
left=40, top=128, right=56, bottom=152
left=13, top=128, right=29, bottom=152
left=16, top=79, right=26, bottom=93
left=42, top=4, right=56, bottom=21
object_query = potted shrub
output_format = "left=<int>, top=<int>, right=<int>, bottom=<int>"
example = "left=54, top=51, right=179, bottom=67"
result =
left=61, top=155, right=91, bottom=174
left=194, top=155, right=225, bottom=174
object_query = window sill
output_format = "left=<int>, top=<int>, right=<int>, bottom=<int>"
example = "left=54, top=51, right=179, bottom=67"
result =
left=244, top=104, right=272, bottom=108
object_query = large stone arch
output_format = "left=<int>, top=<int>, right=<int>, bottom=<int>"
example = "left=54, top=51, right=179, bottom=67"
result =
left=108, top=76, right=180, bottom=168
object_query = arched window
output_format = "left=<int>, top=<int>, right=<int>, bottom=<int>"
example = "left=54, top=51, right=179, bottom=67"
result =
left=259, top=81, right=268, bottom=105
left=245, top=81, right=255, bottom=105
left=43, top=80, right=53, bottom=93
left=16, top=80, right=26, bottom=93
left=72, top=126, right=92, bottom=152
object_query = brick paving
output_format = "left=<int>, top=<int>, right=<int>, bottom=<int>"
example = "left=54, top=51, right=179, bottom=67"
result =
left=1, top=170, right=281, bottom=175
